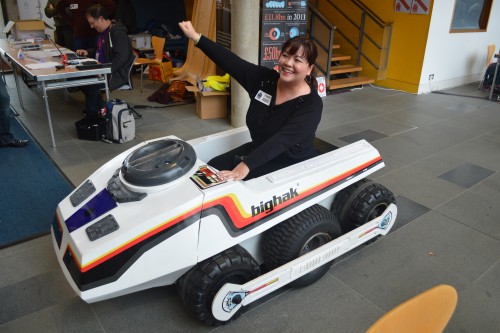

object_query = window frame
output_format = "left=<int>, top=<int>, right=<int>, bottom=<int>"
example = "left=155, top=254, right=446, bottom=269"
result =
left=450, top=0, right=493, bottom=33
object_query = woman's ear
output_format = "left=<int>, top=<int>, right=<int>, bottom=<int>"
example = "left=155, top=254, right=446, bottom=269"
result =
left=308, top=64, right=314, bottom=76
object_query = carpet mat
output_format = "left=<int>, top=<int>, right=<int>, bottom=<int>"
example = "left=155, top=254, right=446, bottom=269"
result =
left=0, top=118, right=74, bottom=249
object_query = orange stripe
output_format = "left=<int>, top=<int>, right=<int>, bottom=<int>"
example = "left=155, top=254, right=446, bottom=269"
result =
left=79, top=205, right=203, bottom=272
left=207, top=156, right=382, bottom=228
left=75, top=156, right=381, bottom=272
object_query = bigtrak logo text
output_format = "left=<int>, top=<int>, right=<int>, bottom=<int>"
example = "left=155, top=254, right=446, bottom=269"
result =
left=251, top=187, right=299, bottom=216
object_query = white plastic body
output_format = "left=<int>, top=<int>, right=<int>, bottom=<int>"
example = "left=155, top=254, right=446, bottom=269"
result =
left=51, top=127, right=387, bottom=303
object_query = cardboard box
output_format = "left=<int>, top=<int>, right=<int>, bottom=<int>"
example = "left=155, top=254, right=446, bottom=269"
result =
left=186, top=86, right=229, bottom=119
left=129, top=33, right=152, bottom=49
left=3, top=20, right=45, bottom=41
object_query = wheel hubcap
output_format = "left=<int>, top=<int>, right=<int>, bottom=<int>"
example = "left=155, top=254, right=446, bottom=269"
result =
left=300, top=232, right=331, bottom=255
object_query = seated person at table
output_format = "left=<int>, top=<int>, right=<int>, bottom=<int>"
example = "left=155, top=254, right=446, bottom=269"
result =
left=76, top=4, right=134, bottom=119
left=178, top=21, right=322, bottom=181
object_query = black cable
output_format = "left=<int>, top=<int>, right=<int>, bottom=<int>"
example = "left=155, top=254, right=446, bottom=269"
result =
left=130, top=100, right=195, bottom=109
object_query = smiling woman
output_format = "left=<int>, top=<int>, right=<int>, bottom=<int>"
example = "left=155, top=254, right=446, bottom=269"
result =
left=178, top=21, right=322, bottom=181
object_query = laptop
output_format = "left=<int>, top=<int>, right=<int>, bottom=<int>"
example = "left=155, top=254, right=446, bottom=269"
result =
left=63, top=52, right=86, bottom=60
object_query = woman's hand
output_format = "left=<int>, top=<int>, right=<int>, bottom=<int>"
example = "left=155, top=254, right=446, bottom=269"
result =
left=76, top=49, right=88, bottom=56
left=217, top=162, right=250, bottom=182
left=178, top=21, right=200, bottom=42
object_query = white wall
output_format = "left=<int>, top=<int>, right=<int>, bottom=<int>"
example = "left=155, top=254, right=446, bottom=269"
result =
left=419, top=0, right=500, bottom=93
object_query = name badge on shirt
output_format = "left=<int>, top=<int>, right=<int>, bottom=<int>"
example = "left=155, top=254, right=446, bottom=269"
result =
left=255, top=90, right=272, bottom=106
left=70, top=4, right=78, bottom=9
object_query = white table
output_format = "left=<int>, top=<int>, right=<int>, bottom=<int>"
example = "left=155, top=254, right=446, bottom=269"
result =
left=0, top=39, right=111, bottom=147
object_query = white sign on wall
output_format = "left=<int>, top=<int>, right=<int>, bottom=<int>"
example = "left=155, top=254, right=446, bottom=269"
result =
left=410, top=0, right=430, bottom=15
left=316, top=76, right=326, bottom=97
left=395, top=0, right=411, bottom=13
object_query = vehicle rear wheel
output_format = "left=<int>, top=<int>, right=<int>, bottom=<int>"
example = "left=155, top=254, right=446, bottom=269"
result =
left=177, top=246, right=260, bottom=326
left=332, top=180, right=396, bottom=232
left=262, top=204, right=342, bottom=287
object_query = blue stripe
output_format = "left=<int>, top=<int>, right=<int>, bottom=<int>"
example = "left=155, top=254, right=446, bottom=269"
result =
left=65, top=189, right=117, bottom=232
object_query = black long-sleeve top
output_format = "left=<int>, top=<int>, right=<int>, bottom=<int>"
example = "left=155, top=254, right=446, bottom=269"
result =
left=196, top=36, right=323, bottom=171
left=85, top=21, right=134, bottom=90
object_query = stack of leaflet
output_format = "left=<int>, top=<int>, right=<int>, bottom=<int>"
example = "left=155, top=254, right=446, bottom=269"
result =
left=24, top=50, right=54, bottom=63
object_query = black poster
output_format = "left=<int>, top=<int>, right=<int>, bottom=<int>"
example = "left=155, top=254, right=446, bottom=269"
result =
left=216, top=0, right=231, bottom=49
left=260, top=0, right=309, bottom=69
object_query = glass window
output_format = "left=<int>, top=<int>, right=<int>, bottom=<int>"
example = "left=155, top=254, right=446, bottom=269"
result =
left=450, top=0, right=492, bottom=32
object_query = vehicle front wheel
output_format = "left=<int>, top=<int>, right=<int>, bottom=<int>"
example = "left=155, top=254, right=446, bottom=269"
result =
left=262, top=204, right=342, bottom=287
left=177, top=246, right=260, bottom=326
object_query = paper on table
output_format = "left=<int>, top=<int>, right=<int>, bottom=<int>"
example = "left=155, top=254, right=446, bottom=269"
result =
left=25, top=62, right=61, bottom=70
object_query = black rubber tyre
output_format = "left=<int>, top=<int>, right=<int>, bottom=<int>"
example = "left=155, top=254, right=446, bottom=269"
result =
left=262, top=204, right=342, bottom=287
left=332, top=180, right=396, bottom=232
left=177, top=246, right=260, bottom=326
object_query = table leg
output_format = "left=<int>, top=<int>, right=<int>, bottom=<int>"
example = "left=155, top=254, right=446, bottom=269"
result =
left=140, top=64, right=144, bottom=93
left=42, top=81, right=57, bottom=148
left=12, top=64, right=25, bottom=111
left=489, top=60, right=500, bottom=101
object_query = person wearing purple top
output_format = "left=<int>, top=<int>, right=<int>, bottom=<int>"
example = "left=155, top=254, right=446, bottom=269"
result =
left=75, top=4, right=134, bottom=119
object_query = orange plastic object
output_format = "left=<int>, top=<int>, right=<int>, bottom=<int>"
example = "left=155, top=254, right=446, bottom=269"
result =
left=366, top=284, right=458, bottom=333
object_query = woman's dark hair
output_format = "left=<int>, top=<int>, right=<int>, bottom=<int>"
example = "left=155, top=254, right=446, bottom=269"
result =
left=86, top=4, right=110, bottom=20
left=281, top=36, right=318, bottom=89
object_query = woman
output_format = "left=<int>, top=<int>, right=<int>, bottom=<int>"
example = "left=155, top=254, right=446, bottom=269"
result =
left=76, top=4, right=134, bottom=118
left=178, top=21, right=322, bottom=181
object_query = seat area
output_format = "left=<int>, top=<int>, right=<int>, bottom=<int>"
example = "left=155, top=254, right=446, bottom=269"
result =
left=366, top=284, right=458, bottom=333
left=134, top=36, right=166, bottom=92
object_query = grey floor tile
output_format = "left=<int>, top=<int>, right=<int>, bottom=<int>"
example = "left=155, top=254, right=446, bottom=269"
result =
left=475, top=259, right=500, bottom=295
left=376, top=159, right=467, bottom=209
left=0, top=298, right=104, bottom=333
left=437, top=134, right=500, bottom=172
left=436, top=173, right=500, bottom=239
left=351, top=116, right=417, bottom=136
left=91, top=286, right=210, bottom=333
left=0, top=237, right=59, bottom=289
left=0, top=270, right=76, bottom=324
left=392, top=211, right=500, bottom=282
left=339, top=129, right=388, bottom=144
left=391, top=195, right=430, bottom=232
left=243, top=274, right=382, bottom=333
left=438, top=163, right=495, bottom=188
left=331, top=234, right=468, bottom=312
left=444, top=103, right=480, bottom=113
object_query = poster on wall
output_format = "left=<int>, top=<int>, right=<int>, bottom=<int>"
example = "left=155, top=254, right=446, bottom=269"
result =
left=394, top=0, right=411, bottom=13
left=216, top=0, right=231, bottom=49
left=260, top=0, right=309, bottom=69
left=410, top=0, right=430, bottom=15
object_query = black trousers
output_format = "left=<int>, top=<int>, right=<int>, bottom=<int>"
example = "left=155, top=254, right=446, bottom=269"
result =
left=208, top=142, right=292, bottom=180
left=80, top=83, right=105, bottom=118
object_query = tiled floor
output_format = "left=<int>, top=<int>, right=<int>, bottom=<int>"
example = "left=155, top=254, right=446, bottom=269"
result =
left=1, top=73, right=499, bottom=332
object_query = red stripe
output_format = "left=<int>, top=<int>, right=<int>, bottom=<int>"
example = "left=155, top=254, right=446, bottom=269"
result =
left=400, top=0, right=410, bottom=10
left=415, top=0, right=428, bottom=11
left=78, top=156, right=381, bottom=272
left=212, top=156, right=382, bottom=229
left=81, top=206, right=203, bottom=272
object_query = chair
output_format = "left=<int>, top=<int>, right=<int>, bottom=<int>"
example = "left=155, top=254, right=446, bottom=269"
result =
left=101, top=53, right=142, bottom=118
left=117, top=53, right=138, bottom=90
left=366, top=284, right=458, bottom=333
left=487, top=44, right=496, bottom=66
left=134, top=36, right=166, bottom=92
